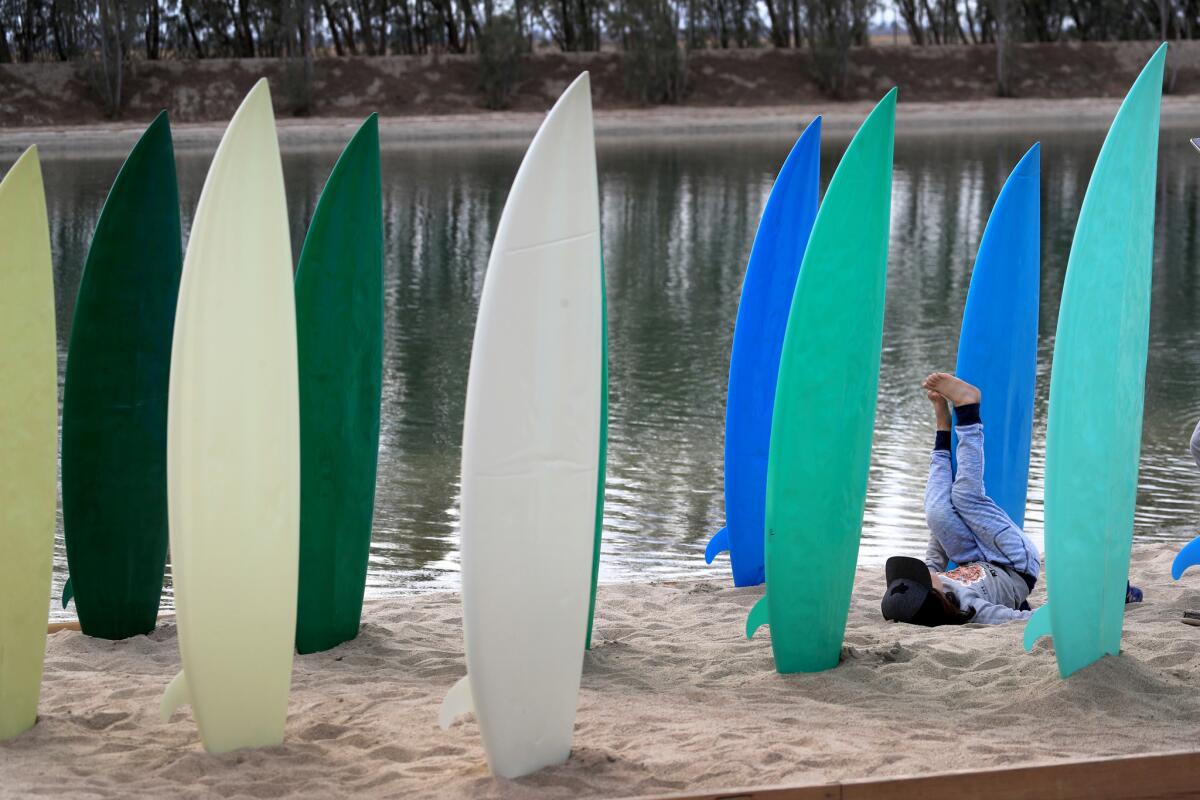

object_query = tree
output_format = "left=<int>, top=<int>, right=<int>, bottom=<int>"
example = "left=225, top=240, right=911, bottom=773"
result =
left=92, top=0, right=135, bottom=117
left=610, top=0, right=684, bottom=102
left=800, top=0, right=873, bottom=98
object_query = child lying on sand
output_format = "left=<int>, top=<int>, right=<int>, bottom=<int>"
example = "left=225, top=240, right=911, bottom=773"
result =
left=881, top=373, right=1041, bottom=626
left=883, top=373, right=1144, bottom=627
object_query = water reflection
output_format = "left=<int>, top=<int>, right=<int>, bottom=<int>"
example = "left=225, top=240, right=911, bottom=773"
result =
left=18, top=121, right=1200, bottom=615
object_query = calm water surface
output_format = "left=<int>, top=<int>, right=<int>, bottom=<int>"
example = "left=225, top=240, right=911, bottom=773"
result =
left=28, top=122, right=1200, bottom=610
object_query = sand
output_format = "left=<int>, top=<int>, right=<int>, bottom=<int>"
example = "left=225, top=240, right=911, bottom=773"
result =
left=5, top=94, right=1200, bottom=159
left=2, top=542, right=1199, bottom=799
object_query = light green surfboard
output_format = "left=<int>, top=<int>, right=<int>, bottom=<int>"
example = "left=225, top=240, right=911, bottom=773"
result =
left=0, top=146, right=56, bottom=740
left=1023, top=44, right=1165, bottom=678
left=747, top=89, right=897, bottom=674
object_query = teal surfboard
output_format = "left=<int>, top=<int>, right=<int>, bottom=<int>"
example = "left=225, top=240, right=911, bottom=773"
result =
left=1023, top=44, right=1165, bottom=678
left=747, top=89, right=896, bottom=674
left=61, top=112, right=181, bottom=639
left=295, top=114, right=384, bottom=654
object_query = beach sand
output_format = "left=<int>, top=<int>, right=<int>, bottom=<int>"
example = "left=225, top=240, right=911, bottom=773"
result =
left=2, top=542, right=1199, bottom=799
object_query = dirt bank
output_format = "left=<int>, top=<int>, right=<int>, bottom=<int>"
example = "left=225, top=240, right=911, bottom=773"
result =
left=0, top=39, right=1191, bottom=130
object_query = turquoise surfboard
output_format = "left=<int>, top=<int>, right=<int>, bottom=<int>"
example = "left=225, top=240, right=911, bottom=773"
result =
left=952, top=144, right=1040, bottom=528
left=1023, top=44, right=1165, bottom=678
left=747, top=90, right=896, bottom=674
left=706, top=117, right=821, bottom=588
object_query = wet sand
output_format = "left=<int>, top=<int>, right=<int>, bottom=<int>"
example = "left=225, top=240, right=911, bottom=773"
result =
left=4, top=94, right=1200, bottom=159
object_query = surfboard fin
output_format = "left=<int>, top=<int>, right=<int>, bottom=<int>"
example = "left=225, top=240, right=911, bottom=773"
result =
left=161, top=670, right=191, bottom=722
left=745, top=595, right=769, bottom=640
left=1172, top=535, right=1200, bottom=580
left=1023, top=605, right=1052, bottom=651
left=61, top=577, right=74, bottom=609
left=438, top=675, right=474, bottom=730
left=704, top=527, right=729, bottom=564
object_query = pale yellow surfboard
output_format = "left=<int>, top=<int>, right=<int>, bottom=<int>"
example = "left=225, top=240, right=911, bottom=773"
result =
left=0, top=146, right=56, bottom=742
left=160, top=79, right=299, bottom=753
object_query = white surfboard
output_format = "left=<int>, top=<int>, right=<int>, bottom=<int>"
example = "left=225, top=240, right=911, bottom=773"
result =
left=0, top=147, right=56, bottom=742
left=160, top=79, right=299, bottom=753
left=439, top=73, right=603, bottom=778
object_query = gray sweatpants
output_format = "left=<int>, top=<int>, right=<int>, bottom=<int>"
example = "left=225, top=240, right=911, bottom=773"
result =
left=924, top=423, right=1042, bottom=583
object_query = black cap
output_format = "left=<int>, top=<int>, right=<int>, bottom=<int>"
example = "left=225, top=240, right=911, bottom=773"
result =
left=881, top=556, right=953, bottom=626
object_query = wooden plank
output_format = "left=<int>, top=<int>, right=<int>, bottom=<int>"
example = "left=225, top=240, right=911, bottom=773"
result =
left=638, top=751, right=1200, bottom=800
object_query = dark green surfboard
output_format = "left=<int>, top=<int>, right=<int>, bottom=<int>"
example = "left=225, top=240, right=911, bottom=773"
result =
left=295, top=114, right=384, bottom=655
left=61, top=111, right=181, bottom=639
left=586, top=259, right=608, bottom=649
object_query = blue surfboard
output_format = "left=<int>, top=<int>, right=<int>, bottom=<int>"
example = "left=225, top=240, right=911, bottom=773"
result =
left=1172, top=536, right=1200, bottom=579
left=706, top=117, right=821, bottom=587
left=951, top=144, right=1041, bottom=529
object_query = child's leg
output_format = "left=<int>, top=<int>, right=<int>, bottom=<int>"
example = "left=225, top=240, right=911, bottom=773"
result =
left=951, top=419, right=1039, bottom=578
left=925, top=440, right=985, bottom=565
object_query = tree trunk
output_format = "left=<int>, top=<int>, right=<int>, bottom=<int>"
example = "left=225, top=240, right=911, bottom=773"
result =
left=0, top=18, right=11, bottom=63
left=896, top=0, right=925, bottom=45
left=180, top=0, right=207, bottom=57
left=146, top=0, right=160, bottom=59
left=995, top=0, right=1013, bottom=97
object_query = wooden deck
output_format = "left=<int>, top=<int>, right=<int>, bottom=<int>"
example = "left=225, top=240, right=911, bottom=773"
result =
left=637, top=750, right=1200, bottom=800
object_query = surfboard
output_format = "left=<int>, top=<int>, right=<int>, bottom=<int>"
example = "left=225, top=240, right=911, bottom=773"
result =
left=951, top=143, right=1040, bottom=528
left=61, top=111, right=181, bottom=640
left=438, top=72, right=603, bottom=778
left=705, top=117, right=821, bottom=588
left=1023, top=44, right=1165, bottom=679
left=585, top=265, right=607, bottom=650
left=160, top=78, right=300, bottom=752
left=294, top=114, right=383, bottom=655
left=0, top=146, right=55, bottom=741
left=1172, top=537, right=1200, bottom=580
left=746, top=89, right=896, bottom=674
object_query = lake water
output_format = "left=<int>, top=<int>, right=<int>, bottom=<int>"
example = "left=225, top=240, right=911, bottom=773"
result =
left=28, top=121, right=1200, bottom=610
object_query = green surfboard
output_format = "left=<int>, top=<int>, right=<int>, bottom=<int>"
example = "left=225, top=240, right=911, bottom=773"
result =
left=747, top=89, right=896, bottom=674
left=61, top=112, right=181, bottom=640
left=586, top=259, right=607, bottom=649
left=1023, top=45, right=1165, bottom=678
left=295, top=114, right=384, bottom=655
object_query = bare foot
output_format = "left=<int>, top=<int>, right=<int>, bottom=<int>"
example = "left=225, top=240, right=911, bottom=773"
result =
left=922, top=372, right=981, bottom=407
left=926, top=390, right=951, bottom=431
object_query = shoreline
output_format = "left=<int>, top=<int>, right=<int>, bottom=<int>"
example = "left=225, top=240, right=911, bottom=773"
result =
left=5, top=94, right=1200, bottom=157
left=5, top=543, right=1200, bottom=799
